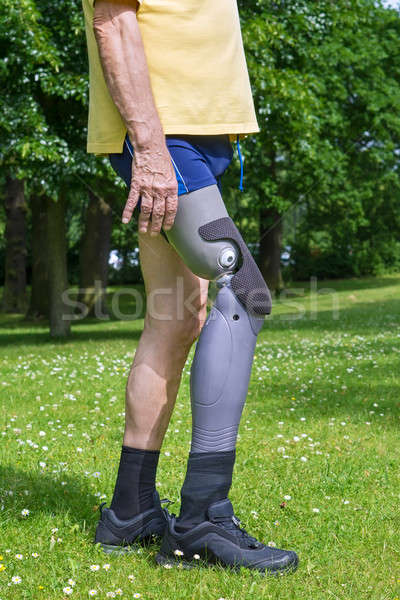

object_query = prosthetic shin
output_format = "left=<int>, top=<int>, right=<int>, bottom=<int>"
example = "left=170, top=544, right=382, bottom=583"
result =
left=165, top=185, right=271, bottom=453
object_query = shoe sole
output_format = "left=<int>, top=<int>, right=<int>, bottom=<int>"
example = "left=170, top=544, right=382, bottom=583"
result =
left=100, top=543, right=142, bottom=555
left=99, top=533, right=163, bottom=555
left=155, top=551, right=299, bottom=576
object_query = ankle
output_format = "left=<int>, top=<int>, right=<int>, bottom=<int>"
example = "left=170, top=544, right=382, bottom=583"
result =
left=176, top=450, right=236, bottom=531
left=109, top=446, right=160, bottom=520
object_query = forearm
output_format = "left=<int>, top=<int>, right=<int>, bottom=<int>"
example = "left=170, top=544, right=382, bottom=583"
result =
left=93, top=1, right=164, bottom=151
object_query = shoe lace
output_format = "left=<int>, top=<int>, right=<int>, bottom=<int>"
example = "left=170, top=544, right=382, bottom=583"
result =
left=160, top=498, right=174, bottom=508
left=214, top=514, right=263, bottom=549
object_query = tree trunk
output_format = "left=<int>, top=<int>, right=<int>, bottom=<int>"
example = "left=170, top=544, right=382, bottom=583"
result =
left=78, top=191, right=112, bottom=316
left=28, top=195, right=50, bottom=318
left=259, top=207, right=284, bottom=293
left=46, top=194, right=71, bottom=337
left=2, top=177, right=27, bottom=313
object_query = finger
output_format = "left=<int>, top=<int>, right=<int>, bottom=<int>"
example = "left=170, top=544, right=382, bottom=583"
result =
left=137, top=192, right=153, bottom=234
left=122, top=184, right=140, bottom=224
left=149, top=195, right=166, bottom=236
left=162, top=195, right=178, bottom=231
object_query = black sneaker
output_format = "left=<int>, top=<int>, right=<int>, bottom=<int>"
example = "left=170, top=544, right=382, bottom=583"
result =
left=155, top=498, right=299, bottom=575
left=94, top=490, right=171, bottom=554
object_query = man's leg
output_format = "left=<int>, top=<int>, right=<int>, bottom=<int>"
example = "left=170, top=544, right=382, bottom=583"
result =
left=109, top=230, right=209, bottom=519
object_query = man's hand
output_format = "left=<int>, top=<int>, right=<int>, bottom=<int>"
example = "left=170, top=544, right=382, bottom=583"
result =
left=122, top=141, right=178, bottom=235
left=93, top=0, right=178, bottom=235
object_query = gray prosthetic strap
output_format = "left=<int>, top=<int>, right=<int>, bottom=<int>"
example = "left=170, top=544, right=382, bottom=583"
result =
left=164, top=184, right=266, bottom=453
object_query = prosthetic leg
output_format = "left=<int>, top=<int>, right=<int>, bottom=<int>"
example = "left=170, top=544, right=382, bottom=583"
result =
left=165, top=184, right=271, bottom=452
left=156, top=186, right=299, bottom=570
left=164, top=184, right=271, bottom=531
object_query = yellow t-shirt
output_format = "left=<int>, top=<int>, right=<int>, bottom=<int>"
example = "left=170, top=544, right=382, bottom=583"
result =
left=82, top=0, right=260, bottom=154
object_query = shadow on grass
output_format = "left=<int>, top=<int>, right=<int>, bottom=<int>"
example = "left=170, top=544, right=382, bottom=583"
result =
left=0, top=299, right=399, bottom=348
left=282, top=274, right=400, bottom=293
left=0, top=464, right=101, bottom=530
left=266, top=296, right=400, bottom=333
left=0, top=326, right=144, bottom=348
left=0, top=278, right=399, bottom=347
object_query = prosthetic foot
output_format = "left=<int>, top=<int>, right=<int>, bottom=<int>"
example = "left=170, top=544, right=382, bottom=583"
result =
left=155, top=498, right=299, bottom=575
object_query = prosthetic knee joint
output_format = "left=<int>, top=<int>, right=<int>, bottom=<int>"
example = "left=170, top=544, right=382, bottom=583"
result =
left=197, top=216, right=271, bottom=321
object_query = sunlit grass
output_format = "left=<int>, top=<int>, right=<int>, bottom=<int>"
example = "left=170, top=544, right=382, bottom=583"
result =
left=0, top=274, right=399, bottom=599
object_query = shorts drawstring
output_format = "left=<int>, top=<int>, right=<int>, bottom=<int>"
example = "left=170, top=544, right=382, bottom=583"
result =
left=236, top=134, right=244, bottom=192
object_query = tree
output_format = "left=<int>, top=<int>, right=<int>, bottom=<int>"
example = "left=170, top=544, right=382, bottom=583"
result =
left=0, top=0, right=118, bottom=332
left=79, top=191, right=113, bottom=316
left=28, top=195, right=49, bottom=318
left=46, top=194, right=71, bottom=336
left=0, top=0, right=74, bottom=330
left=293, top=0, right=400, bottom=278
left=2, top=177, right=27, bottom=312
left=236, top=0, right=400, bottom=288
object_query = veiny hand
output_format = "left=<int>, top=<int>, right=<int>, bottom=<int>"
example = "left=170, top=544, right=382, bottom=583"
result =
left=121, top=140, right=178, bottom=236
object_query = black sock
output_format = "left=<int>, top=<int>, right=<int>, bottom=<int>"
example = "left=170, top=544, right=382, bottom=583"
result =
left=109, top=445, right=160, bottom=520
left=175, top=449, right=236, bottom=533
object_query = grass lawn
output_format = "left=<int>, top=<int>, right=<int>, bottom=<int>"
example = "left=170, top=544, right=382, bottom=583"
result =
left=0, top=274, right=399, bottom=600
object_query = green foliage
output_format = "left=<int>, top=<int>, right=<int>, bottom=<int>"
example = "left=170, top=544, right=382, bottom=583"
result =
left=0, top=0, right=399, bottom=284
left=0, top=0, right=62, bottom=178
left=0, top=0, right=115, bottom=198
left=236, top=0, right=400, bottom=277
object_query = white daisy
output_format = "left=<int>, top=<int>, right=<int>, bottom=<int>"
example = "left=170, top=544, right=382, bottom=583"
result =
left=63, top=586, right=73, bottom=595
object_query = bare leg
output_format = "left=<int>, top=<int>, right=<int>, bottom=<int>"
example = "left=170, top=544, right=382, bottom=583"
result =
left=123, top=230, right=209, bottom=451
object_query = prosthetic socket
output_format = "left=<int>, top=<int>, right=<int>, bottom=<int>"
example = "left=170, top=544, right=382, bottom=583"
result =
left=165, top=185, right=271, bottom=453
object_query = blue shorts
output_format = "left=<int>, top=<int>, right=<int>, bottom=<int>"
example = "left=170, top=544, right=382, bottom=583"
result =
left=109, top=134, right=235, bottom=206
